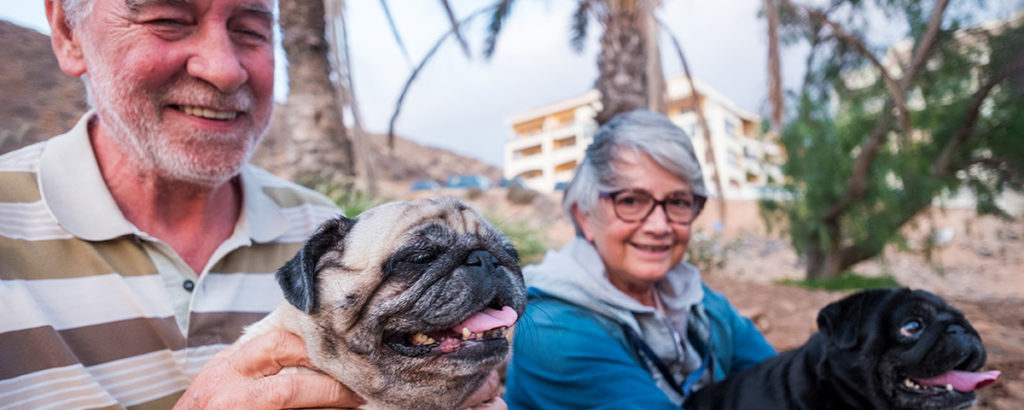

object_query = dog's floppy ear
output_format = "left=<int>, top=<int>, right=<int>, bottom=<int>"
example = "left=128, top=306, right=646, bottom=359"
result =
left=817, top=288, right=897, bottom=349
left=276, top=215, right=355, bottom=313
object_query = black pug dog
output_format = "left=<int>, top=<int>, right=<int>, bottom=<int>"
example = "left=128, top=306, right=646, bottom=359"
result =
left=685, top=288, right=1000, bottom=410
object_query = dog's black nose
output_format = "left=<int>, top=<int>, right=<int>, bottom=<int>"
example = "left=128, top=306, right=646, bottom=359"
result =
left=466, top=250, right=498, bottom=269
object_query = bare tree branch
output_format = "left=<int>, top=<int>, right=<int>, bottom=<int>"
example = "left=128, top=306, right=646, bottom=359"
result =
left=378, top=0, right=414, bottom=68
left=388, top=6, right=493, bottom=147
left=658, top=18, right=726, bottom=222
left=327, top=0, right=378, bottom=195
left=440, top=0, right=472, bottom=58
left=765, top=0, right=784, bottom=132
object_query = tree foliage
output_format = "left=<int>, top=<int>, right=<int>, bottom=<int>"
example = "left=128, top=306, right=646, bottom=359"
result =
left=762, top=0, right=1024, bottom=279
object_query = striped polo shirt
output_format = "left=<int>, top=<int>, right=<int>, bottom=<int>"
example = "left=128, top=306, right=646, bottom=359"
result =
left=0, top=113, right=341, bottom=409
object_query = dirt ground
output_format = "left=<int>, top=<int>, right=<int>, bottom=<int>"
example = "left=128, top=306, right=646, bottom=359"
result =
left=429, top=187, right=1024, bottom=409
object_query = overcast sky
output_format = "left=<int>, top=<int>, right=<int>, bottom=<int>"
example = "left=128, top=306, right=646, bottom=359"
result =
left=2, top=1, right=1019, bottom=167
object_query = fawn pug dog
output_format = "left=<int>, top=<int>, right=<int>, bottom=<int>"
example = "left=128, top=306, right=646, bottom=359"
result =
left=235, top=197, right=527, bottom=409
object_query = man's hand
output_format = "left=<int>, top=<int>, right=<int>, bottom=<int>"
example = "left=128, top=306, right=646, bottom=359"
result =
left=175, top=331, right=364, bottom=409
left=460, top=369, right=507, bottom=410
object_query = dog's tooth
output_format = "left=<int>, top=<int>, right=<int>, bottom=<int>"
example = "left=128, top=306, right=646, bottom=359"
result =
left=462, top=327, right=471, bottom=340
left=411, top=333, right=436, bottom=346
left=946, top=384, right=953, bottom=392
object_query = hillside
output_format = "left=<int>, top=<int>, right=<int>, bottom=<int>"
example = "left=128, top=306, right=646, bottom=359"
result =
left=0, top=20, right=88, bottom=153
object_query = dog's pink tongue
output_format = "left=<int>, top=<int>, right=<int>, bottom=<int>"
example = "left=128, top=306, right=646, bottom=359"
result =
left=912, top=370, right=1001, bottom=392
left=452, top=306, right=518, bottom=333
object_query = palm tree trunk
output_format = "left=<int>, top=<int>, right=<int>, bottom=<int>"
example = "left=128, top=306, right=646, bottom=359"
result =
left=595, top=5, right=654, bottom=124
left=278, top=0, right=355, bottom=180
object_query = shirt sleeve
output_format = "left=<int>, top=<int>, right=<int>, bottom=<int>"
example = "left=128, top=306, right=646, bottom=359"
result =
left=505, top=300, right=681, bottom=410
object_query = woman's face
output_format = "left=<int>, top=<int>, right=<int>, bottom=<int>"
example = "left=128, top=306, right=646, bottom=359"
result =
left=573, top=150, right=693, bottom=300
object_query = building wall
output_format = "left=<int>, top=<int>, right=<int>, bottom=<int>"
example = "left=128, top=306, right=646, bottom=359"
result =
left=504, top=77, right=784, bottom=197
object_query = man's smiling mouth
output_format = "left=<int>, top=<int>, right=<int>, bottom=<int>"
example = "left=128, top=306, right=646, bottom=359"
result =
left=175, top=105, right=239, bottom=120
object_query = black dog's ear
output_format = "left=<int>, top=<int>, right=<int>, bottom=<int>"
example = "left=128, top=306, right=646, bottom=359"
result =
left=817, top=288, right=899, bottom=349
left=276, top=215, right=355, bottom=313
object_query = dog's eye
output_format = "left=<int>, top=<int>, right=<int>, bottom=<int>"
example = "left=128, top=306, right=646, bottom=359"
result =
left=406, top=252, right=435, bottom=264
left=900, top=319, right=924, bottom=337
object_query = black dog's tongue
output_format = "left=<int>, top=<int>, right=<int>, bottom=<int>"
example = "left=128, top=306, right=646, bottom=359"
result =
left=912, top=370, right=1001, bottom=392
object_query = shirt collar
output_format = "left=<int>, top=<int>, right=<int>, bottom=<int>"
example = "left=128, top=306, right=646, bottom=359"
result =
left=39, top=111, right=136, bottom=241
left=39, top=111, right=290, bottom=243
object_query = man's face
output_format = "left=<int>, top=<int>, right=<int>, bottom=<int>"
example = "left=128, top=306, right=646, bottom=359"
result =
left=78, top=0, right=275, bottom=186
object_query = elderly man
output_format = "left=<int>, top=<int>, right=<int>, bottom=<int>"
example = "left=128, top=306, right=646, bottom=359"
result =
left=0, top=0, right=502, bottom=408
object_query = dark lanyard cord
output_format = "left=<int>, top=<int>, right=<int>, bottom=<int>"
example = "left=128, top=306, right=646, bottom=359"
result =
left=621, top=324, right=711, bottom=399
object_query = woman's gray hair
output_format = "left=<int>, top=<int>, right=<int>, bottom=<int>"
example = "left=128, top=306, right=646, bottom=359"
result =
left=562, top=109, right=707, bottom=236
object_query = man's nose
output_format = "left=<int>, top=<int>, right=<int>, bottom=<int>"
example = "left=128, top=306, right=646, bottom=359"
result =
left=186, top=27, right=248, bottom=93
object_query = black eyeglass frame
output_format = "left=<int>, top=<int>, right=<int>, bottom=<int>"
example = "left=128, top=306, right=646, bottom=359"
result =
left=598, top=189, right=707, bottom=224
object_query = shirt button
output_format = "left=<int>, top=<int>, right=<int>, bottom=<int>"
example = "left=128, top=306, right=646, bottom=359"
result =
left=183, top=280, right=195, bottom=292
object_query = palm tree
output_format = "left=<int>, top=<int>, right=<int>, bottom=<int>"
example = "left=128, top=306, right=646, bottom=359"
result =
left=484, top=0, right=666, bottom=125
left=277, top=0, right=355, bottom=181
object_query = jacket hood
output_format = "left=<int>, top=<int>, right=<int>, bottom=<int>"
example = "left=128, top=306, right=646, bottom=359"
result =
left=524, top=237, right=704, bottom=327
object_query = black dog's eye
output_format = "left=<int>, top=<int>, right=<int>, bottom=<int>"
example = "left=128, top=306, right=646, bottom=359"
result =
left=900, top=319, right=924, bottom=337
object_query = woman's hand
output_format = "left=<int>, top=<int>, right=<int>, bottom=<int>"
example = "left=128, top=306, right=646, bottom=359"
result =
left=175, top=331, right=364, bottom=409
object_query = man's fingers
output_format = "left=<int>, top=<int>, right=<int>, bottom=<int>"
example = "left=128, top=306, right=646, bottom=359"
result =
left=231, top=331, right=313, bottom=376
left=255, top=373, right=364, bottom=409
left=460, top=369, right=502, bottom=409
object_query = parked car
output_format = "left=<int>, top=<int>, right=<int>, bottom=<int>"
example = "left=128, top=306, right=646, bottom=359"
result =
left=445, top=174, right=492, bottom=190
left=409, top=179, right=442, bottom=192
left=500, top=177, right=528, bottom=189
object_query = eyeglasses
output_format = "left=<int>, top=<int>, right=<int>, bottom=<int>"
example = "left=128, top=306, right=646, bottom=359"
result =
left=598, top=189, right=705, bottom=224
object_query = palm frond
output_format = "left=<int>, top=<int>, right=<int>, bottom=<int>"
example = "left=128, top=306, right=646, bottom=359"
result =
left=483, top=0, right=516, bottom=59
left=570, top=0, right=592, bottom=53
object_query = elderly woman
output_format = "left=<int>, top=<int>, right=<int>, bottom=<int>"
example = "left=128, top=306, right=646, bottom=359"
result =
left=504, top=110, right=775, bottom=409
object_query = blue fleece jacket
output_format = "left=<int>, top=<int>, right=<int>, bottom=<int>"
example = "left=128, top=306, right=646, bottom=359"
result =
left=504, top=239, right=775, bottom=409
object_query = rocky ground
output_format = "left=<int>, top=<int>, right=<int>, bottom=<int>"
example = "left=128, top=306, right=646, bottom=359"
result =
left=421, top=186, right=1024, bottom=409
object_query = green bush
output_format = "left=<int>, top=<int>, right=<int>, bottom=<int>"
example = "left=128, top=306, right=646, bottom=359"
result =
left=487, top=216, right=547, bottom=266
left=686, top=231, right=735, bottom=275
left=297, top=174, right=387, bottom=218
left=776, top=273, right=901, bottom=292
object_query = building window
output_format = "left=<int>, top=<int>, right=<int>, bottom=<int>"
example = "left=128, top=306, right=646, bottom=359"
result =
left=555, top=160, right=578, bottom=173
left=727, top=150, right=739, bottom=167
left=515, top=145, right=543, bottom=159
left=724, top=119, right=737, bottom=137
left=554, top=136, right=577, bottom=149
left=519, top=170, right=543, bottom=180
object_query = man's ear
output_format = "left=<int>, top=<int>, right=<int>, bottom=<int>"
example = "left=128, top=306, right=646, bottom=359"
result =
left=46, top=0, right=87, bottom=77
left=276, top=215, right=356, bottom=314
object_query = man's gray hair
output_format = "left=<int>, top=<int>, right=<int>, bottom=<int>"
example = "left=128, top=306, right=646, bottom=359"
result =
left=562, top=109, right=708, bottom=236
left=59, top=0, right=95, bottom=29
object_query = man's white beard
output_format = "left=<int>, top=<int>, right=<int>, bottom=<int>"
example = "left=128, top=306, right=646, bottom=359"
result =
left=83, top=68, right=268, bottom=188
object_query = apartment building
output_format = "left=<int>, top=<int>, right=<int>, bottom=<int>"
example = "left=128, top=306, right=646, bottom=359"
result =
left=503, top=75, right=785, bottom=198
